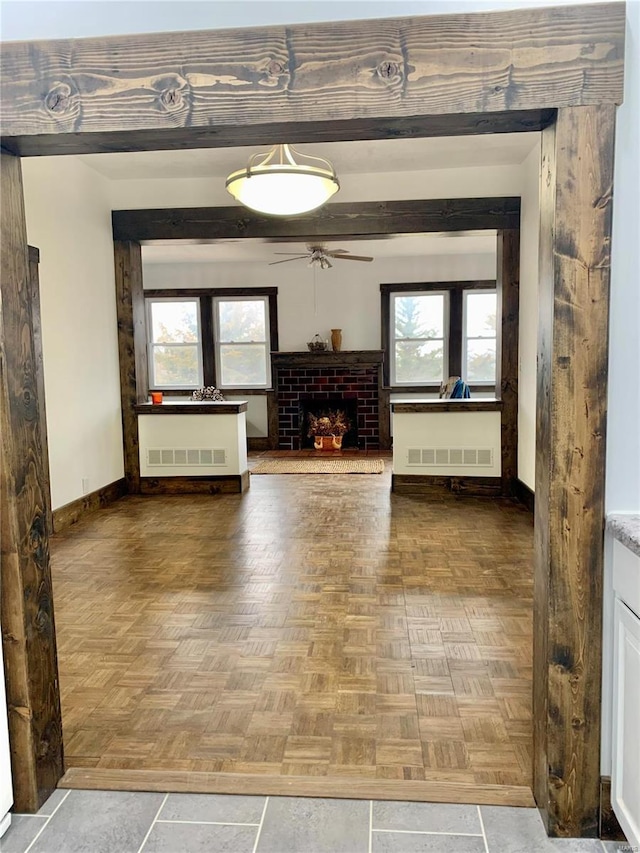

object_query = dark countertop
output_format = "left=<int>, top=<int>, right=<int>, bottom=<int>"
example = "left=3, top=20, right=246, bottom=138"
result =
left=391, top=399, right=503, bottom=413
left=136, top=401, right=248, bottom=415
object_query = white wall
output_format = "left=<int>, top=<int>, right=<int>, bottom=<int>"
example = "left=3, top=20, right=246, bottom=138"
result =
left=143, top=252, right=497, bottom=352
left=517, top=142, right=541, bottom=491
left=110, top=164, right=524, bottom=210
left=22, top=157, right=124, bottom=510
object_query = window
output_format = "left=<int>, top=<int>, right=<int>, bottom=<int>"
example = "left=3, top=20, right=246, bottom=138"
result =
left=381, top=282, right=498, bottom=389
left=213, top=296, right=271, bottom=388
left=146, top=298, right=203, bottom=389
left=145, top=288, right=278, bottom=391
left=463, top=290, right=497, bottom=384
left=391, top=291, right=447, bottom=385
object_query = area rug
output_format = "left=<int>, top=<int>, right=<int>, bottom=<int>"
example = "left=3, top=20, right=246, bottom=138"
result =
left=251, top=458, right=385, bottom=475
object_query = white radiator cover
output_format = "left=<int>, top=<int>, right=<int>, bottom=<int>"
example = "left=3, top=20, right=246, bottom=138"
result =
left=393, top=411, right=501, bottom=477
left=138, top=414, right=247, bottom=477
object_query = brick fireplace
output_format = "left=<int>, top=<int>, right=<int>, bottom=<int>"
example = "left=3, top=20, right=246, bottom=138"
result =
left=271, top=351, right=388, bottom=450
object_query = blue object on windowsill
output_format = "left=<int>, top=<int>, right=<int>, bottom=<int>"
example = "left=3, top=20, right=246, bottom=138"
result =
left=450, top=379, right=471, bottom=399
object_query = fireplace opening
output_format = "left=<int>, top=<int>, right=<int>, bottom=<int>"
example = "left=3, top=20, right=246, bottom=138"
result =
left=299, top=396, right=359, bottom=449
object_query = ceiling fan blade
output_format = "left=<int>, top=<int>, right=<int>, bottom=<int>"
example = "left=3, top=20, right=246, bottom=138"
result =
left=334, top=254, right=373, bottom=262
left=272, top=252, right=310, bottom=256
left=268, top=257, right=307, bottom=265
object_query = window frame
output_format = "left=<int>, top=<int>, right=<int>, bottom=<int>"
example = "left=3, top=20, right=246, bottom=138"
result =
left=462, top=288, right=498, bottom=386
left=212, top=293, right=272, bottom=390
left=389, top=289, right=449, bottom=387
left=380, top=281, right=497, bottom=392
left=145, top=287, right=278, bottom=392
left=146, top=296, right=204, bottom=390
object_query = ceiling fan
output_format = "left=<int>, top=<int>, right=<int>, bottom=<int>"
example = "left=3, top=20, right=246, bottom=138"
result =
left=268, top=244, right=373, bottom=269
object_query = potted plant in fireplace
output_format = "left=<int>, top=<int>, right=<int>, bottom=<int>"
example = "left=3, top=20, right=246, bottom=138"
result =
left=307, top=409, right=350, bottom=451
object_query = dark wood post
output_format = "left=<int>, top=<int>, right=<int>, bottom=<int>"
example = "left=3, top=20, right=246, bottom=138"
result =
left=533, top=104, right=616, bottom=837
left=28, top=246, right=54, bottom=535
left=113, top=240, right=146, bottom=494
left=496, top=229, right=520, bottom=496
left=0, top=150, right=63, bottom=811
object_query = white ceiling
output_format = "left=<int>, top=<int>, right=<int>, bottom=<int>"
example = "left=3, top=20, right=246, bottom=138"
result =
left=80, top=133, right=538, bottom=181
left=141, top=231, right=497, bottom=265
left=81, top=133, right=536, bottom=265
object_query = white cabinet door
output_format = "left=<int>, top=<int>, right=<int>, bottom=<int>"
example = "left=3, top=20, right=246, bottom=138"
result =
left=612, top=597, right=640, bottom=849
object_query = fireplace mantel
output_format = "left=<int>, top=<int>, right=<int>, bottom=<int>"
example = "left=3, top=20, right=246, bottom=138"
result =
left=271, top=350, right=384, bottom=369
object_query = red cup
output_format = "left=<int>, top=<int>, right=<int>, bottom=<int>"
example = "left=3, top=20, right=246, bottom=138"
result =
left=151, top=391, right=163, bottom=404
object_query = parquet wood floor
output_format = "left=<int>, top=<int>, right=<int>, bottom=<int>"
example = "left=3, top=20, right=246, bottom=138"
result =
left=50, top=454, right=534, bottom=790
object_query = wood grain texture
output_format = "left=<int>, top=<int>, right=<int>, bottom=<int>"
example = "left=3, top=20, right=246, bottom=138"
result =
left=199, top=294, right=216, bottom=388
left=52, top=479, right=128, bottom=534
left=28, top=246, right=53, bottom=537
left=497, top=229, right=520, bottom=497
left=272, top=351, right=384, bottom=369
left=0, top=4, right=623, bottom=154
left=449, top=288, right=464, bottom=378
left=0, top=112, right=556, bottom=158
left=378, top=386, right=391, bottom=451
left=59, top=767, right=535, bottom=807
left=391, top=402, right=503, bottom=414
left=114, top=241, right=145, bottom=494
left=51, top=458, right=533, bottom=791
left=139, top=473, right=250, bottom=495
left=533, top=105, right=615, bottom=838
left=391, top=475, right=503, bottom=497
left=599, top=776, right=626, bottom=841
left=113, top=200, right=520, bottom=244
left=135, top=402, right=249, bottom=415
left=0, top=151, right=63, bottom=812
left=266, top=392, right=279, bottom=450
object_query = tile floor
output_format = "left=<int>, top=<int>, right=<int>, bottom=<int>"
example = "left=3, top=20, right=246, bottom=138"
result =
left=1, top=790, right=633, bottom=853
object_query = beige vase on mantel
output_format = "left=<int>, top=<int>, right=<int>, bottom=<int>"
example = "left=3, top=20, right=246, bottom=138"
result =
left=331, top=329, right=342, bottom=352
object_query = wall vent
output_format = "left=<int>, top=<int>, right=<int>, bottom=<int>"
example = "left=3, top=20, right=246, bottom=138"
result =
left=147, top=448, right=226, bottom=467
left=407, top=447, right=493, bottom=467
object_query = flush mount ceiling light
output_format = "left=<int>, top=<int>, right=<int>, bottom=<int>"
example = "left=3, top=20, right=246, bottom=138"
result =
left=225, top=143, right=340, bottom=216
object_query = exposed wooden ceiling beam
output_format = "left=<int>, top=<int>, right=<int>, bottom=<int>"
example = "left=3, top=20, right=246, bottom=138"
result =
left=0, top=3, right=624, bottom=156
left=112, top=198, right=521, bottom=243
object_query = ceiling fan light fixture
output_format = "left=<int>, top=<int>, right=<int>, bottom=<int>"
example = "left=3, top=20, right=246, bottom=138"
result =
left=225, top=144, right=340, bottom=216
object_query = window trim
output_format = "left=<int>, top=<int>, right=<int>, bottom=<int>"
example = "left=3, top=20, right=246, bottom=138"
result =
left=380, top=281, right=497, bottom=391
left=212, top=294, right=272, bottom=390
left=390, top=289, right=449, bottom=387
left=145, top=287, right=278, bottom=391
left=146, top=296, right=204, bottom=390
left=462, top=288, right=498, bottom=386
